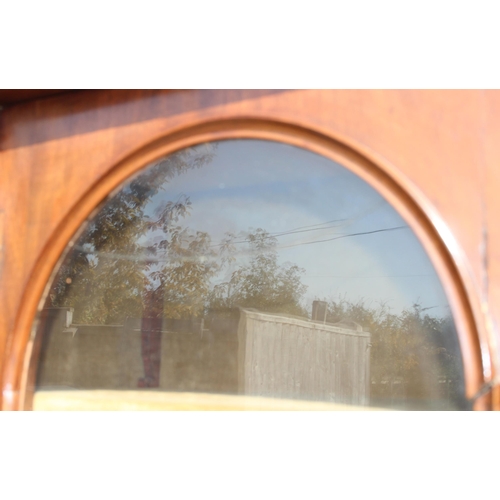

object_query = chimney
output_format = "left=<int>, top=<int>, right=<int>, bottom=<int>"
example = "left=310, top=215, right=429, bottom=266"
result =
left=312, top=300, right=327, bottom=323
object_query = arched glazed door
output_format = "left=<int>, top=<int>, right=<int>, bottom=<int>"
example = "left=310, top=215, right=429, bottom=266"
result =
left=0, top=90, right=496, bottom=410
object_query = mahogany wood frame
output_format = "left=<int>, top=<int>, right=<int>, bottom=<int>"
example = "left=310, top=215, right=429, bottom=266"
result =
left=0, top=89, right=498, bottom=410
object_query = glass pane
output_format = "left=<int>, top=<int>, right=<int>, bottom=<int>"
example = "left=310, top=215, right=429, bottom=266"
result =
left=32, top=140, right=469, bottom=410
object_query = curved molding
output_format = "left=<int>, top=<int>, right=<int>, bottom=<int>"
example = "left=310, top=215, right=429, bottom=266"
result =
left=2, top=117, right=492, bottom=410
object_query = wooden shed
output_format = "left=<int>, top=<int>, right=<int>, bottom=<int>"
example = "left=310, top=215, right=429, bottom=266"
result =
left=237, top=308, right=371, bottom=406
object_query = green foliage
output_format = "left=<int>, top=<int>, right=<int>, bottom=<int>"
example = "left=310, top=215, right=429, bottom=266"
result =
left=147, top=228, right=219, bottom=319
left=324, top=296, right=465, bottom=405
left=208, top=228, right=308, bottom=317
left=49, top=144, right=217, bottom=323
left=50, top=144, right=308, bottom=323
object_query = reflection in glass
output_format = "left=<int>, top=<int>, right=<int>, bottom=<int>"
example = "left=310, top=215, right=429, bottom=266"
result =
left=33, top=140, right=468, bottom=410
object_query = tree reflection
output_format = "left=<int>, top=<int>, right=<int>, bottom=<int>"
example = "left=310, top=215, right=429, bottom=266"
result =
left=49, top=144, right=218, bottom=323
left=209, top=228, right=308, bottom=317
left=44, top=143, right=466, bottom=408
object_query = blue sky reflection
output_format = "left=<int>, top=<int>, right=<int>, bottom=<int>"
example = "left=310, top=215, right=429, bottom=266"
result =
left=143, top=140, right=449, bottom=317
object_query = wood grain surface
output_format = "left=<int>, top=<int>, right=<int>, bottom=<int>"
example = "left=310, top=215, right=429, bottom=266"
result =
left=32, top=390, right=387, bottom=411
left=0, top=89, right=498, bottom=410
left=237, top=310, right=370, bottom=406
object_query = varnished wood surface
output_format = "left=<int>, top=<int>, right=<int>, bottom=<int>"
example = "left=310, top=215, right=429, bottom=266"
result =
left=1, top=89, right=498, bottom=410
left=0, top=90, right=73, bottom=108
left=32, top=390, right=387, bottom=411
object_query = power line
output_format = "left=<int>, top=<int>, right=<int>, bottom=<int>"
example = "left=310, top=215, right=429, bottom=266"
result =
left=273, top=218, right=347, bottom=233
left=279, top=226, right=409, bottom=249
left=210, top=216, right=406, bottom=249
left=75, top=226, right=410, bottom=262
left=305, top=274, right=434, bottom=278
left=209, top=219, right=347, bottom=248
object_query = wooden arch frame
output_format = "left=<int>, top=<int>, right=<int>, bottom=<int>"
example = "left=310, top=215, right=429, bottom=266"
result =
left=1, top=117, right=492, bottom=410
